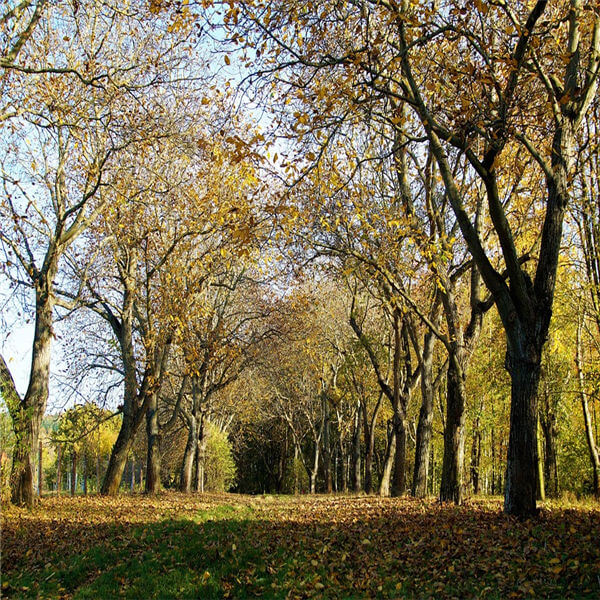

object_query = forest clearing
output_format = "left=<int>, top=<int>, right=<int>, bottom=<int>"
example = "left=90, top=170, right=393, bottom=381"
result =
left=3, top=493, right=600, bottom=599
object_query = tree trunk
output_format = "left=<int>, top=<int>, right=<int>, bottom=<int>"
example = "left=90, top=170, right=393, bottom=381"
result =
left=379, top=424, right=395, bottom=496
left=539, top=402, right=559, bottom=497
left=293, top=444, right=300, bottom=495
left=391, top=414, right=408, bottom=496
left=70, top=450, right=77, bottom=496
left=195, top=417, right=206, bottom=493
left=362, top=401, right=377, bottom=494
left=536, top=417, right=545, bottom=501
left=145, top=392, right=161, bottom=494
left=504, top=353, right=541, bottom=517
left=6, top=277, right=56, bottom=507
left=180, top=418, right=197, bottom=493
left=440, top=357, right=466, bottom=504
left=412, top=354, right=434, bottom=497
left=38, top=440, right=43, bottom=497
left=576, top=321, right=600, bottom=498
left=322, top=392, right=332, bottom=493
left=101, top=416, right=140, bottom=495
left=56, top=445, right=62, bottom=496
left=83, top=455, right=88, bottom=496
left=351, top=404, right=362, bottom=492
left=96, top=453, right=100, bottom=493
left=470, top=420, right=482, bottom=496
left=309, top=442, right=320, bottom=494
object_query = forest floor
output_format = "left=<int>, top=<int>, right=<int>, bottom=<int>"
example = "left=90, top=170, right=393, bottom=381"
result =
left=2, top=493, right=599, bottom=599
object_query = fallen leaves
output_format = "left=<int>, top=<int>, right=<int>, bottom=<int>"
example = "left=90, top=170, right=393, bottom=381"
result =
left=2, top=493, right=599, bottom=599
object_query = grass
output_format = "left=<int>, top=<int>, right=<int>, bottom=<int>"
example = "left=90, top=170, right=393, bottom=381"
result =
left=2, top=493, right=600, bottom=599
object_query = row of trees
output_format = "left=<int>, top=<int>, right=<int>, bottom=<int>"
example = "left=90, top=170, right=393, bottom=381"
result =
left=1, top=0, right=599, bottom=517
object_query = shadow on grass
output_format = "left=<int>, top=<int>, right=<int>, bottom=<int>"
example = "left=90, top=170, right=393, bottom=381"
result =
left=3, top=499, right=600, bottom=599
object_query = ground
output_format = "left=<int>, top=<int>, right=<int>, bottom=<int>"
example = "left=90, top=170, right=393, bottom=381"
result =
left=2, top=493, right=599, bottom=599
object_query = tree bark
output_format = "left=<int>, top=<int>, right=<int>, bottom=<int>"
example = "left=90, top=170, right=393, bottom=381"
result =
left=504, top=353, right=541, bottom=517
left=440, top=356, right=467, bottom=504
left=379, top=424, right=395, bottom=496
left=470, top=419, right=482, bottom=496
left=412, top=332, right=435, bottom=497
left=576, top=320, right=600, bottom=498
left=180, top=417, right=197, bottom=493
left=70, top=449, right=77, bottom=496
left=195, top=415, right=206, bottom=493
left=351, top=403, right=362, bottom=492
left=362, top=394, right=381, bottom=494
left=321, top=391, right=332, bottom=493
left=101, top=413, right=141, bottom=495
left=145, top=392, right=161, bottom=494
left=56, top=445, right=62, bottom=495
left=38, top=440, right=43, bottom=497
left=83, top=454, right=88, bottom=496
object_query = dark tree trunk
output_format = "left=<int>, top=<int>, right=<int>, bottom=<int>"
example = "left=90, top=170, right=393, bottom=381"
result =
left=504, top=353, right=541, bottom=517
left=412, top=347, right=434, bottom=497
left=321, top=392, right=332, bottom=493
left=83, top=455, right=88, bottom=496
left=440, top=357, right=466, bottom=504
left=351, top=404, right=362, bottom=492
left=38, top=440, right=43, bottom=497
left=70, top=450, right=77, bottom=496
left=56, top=445, right=62, bottom=495
left=391, top=415, right=408, bottom=496
left=362, top=398, right=380, bottom=495
left=540, top=403, right=559, bottom=497
left=470, top=419, right=482, bottom=496
left=195, top=416, right=206, bottom=493
left=145, top=392, right=161, bottom=494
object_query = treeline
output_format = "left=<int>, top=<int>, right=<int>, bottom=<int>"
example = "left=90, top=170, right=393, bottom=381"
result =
left=1, top=1, right=599, bottom=517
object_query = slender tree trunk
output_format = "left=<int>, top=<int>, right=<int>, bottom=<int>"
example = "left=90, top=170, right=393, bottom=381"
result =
left=38, top=440, right=43, bottom=497
left=470, top=421, right=482, bottom=495
left=362, top=401, right=377, bottom=494
left=351, top=404, right=362, bottom=492
left=413, top=355, right=434, bottom=497
left=576, top=321, right=600, bottom=498
left=440, top=357, right=467, bottom=504
left=310, top=442, right=320, bottom=494
left=537, top=417, right=546, bottom=501
left=70, top=450, right=77, bottom=496
left=96, top=453, right=100, bottom=493
left=180, top=418, right=197, bottom=493
left=379, top=424, right=395, bottom=496
left=145, top=392, right=161, bottom=494
left=195, top=417, right=206, bottom=493
left=540, top=407, right=559, bottom=497
left=322, top=393, right=332, bottom=493
left=293, top=444, right=300, bottom=495
left=56, top=445, right=62, bottom=496
left=83, top=455, right=88, bottom=496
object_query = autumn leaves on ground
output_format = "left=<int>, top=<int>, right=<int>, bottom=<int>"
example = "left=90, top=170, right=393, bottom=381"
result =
left=3, top=494, right=599, bottom=599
